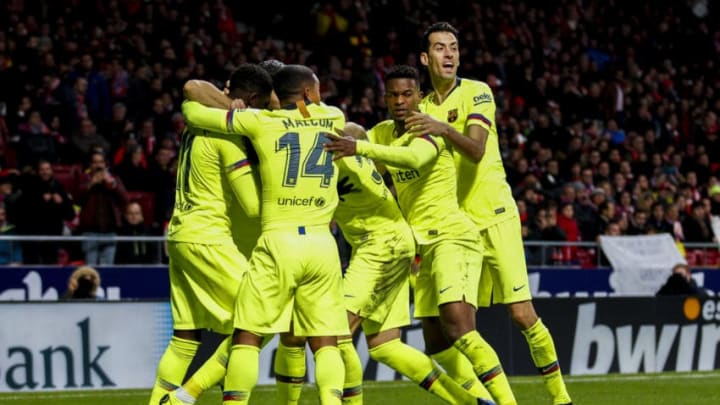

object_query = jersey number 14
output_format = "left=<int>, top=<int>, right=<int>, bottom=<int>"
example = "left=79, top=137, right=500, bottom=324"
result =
left=276, top=132, right=334, bottom=188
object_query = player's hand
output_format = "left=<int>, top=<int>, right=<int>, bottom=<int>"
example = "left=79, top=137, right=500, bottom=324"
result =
left=323, top=128, right=357, bottom=160
left=337, top=176, right=360, bottom=202
left=230, top=98, right=247, bottom=110
left=405, top=111, right=449, bottom=137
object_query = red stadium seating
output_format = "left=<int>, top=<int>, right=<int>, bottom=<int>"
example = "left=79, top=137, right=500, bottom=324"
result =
left=51, top=163, right=83, bottom=199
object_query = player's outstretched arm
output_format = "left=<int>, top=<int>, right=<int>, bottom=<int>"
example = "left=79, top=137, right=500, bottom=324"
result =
left=182, top=100, right=233, bottom=134
left=325, top=128, right=438, bottom=169
left=183, top=80, right=234, bottom=109
left=406, top=111, right=487, bottom=162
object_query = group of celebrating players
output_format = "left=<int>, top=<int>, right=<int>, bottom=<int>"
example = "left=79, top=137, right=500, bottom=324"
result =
left=148, top=22, right=573, bottom=405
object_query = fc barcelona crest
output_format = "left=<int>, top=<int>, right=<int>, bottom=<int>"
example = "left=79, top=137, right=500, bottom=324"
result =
left=447, top=109, right=458, bottom=123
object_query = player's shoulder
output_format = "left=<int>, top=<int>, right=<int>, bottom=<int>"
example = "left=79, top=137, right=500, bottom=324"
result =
left=459, top=78, right=494, bottom=106
left=313, top=102, right=345, bottom=118
left=370, top=119, right=395, bottom=134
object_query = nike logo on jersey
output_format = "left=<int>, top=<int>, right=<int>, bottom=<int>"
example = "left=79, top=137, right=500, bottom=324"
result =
left=512, top=285, right=525, bottom=292
left=439, top=286, right=452, bottom=294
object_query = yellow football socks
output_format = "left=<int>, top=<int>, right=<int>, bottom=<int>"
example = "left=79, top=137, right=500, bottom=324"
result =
left=453, top=331, right=517, bottom=405
left=521, top=319, right=572, bottom=405
left=178, top=337, right=232, bottom=401
left=338, top=338, right=363, bottom=404
left=274, top=343, right=307, bottom=405
left=314, top=346, right=345, bottom=405
left=222, top=344, right=259, bottom=404
left=148, top=336, right=199, bottom=405
left=369, top=338, right=493, bottom=404
left=431, top=346, right=492, bottom=399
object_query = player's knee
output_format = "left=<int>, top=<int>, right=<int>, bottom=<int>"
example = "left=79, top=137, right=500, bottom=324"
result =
left=508, top=300, right=538, bottom=329
left=280, top=332, right=308, bottom=347
left=422, top=318, right=452, bottom=354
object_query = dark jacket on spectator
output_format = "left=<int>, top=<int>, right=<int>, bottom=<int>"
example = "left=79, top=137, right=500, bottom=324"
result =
left=77, top=172, right=128, bottom=233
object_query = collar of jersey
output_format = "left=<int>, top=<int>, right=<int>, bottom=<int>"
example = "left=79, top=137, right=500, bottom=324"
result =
left=431, top=77, right=462, bottom=105
left=281, top=98, right=314, bottom=110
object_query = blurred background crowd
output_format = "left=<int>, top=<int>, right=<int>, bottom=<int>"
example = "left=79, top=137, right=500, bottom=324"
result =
left=0, top=0, right=718, bottom=266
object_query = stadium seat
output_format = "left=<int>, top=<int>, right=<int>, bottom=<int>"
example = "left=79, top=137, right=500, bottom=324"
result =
left=51, top=163, right=83, bottom=199
left=126, top=191, right=155, bottom=226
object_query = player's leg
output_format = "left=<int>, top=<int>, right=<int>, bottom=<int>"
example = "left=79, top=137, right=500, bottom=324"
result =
left=225, top=233, right=297, bottom=405
left=163, top=336, right=231, bottom=405
left=482, top=220, right=571, bottom=405
left=366, top=320, right=493, bottom=405
left=439, top=302, right=514, bottom=405
left=339, top=231, right=414, bottom=405
left=293, top=230, right=349, bottom=405
left=150, top=329, right=201, bottom=405
left=150, top=242, right=207, bottom=404
left=417, top=240, right=515, bottom=405
left=158, top=243, right=250, bottom=404
left=222, top=329, right=264, bottom=405
left=275, top=331, right=308, bottom=405
left=425, top=321, right=489, bottom=400
left=338, top=312, right=363, bottom=405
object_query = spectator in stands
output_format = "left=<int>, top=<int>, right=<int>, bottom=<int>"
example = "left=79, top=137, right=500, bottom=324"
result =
left=656, top=263, right=708, bottom=298
left=61, top=265, right=102, bottom=300
left=557, top=202, right=581, bottom=264
left=627, top=209, right=650, bottom=235
left=14, top=160, right=75, bottom=264
left=0, top=170, right=20, bottom=222
left=16, top=110, right=57, bottom=170
left=595, top=201, right=616, bottom=239
left=76, top=151, right=128, bottom=265
left=682, top=201, right=715, bottom=243
left=526, top=206, right=567, bottom=265
left=649, top=202, right=674, bottom=235
left=147, top=146, right=176, bottom=226
left=116, top=201, right=160, bottom=264
left=115, top=143, right=150, bottom=191
left=104, top=102, right=134, bottom=152
left=0, top=205, right=22, bottom=265
left=666, top=202, right=686, bottom=241
left=70, top=118, right=110, bottom=164
left=67, top=53, right=111, bottom=124
left=615, top=190, right=635, bottom=220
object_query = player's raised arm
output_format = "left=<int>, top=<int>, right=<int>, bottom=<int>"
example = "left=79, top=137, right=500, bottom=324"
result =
left=183, top=79, right=235, bottom=109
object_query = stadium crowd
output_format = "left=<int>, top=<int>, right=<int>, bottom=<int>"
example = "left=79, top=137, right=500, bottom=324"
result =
left=0, top=0, right=718, bottom=265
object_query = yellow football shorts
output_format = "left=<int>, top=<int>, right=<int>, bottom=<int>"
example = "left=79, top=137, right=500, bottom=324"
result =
left=234, top=227, right=349, bottom=337
left=343, top=228, right=415, bottom=335
left=477, top=216, right=532, bottom=307
left=168, top=241, right=248, bottom=335
left=413, top=237, right=483, bottom=318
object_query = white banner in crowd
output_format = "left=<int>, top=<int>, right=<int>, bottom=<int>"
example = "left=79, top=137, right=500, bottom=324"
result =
left=600, top=234, right=686, bottom=296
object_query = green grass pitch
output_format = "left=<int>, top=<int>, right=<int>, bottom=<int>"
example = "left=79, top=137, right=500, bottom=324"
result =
left=3, top=372, right=719, bottom=404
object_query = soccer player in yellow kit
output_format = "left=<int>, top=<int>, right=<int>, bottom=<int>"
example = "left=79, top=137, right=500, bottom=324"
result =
left=406, top=22, right=573, bottom=405
left=149, top=64, right=272, bottom=405
left=277, top=122, right=493, bottom=405
left=182, top=64, right=348, bottom=405
left=325, top=65, right=499, bottom=405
